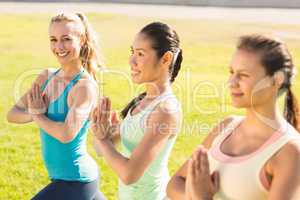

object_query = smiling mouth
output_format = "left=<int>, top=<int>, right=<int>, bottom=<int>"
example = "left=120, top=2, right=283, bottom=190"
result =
left=56, top=52, right=69, bottom=58
left=131, top=70, right=140, bottom=76
left=231, top=92, right=244, bottom=97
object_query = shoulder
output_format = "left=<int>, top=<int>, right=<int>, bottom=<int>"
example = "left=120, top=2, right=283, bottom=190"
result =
left=202, top=115, right=240, bottom=148
left=150, top=101, right=179, bottom=122
left=73, top=72, right=98, bottom=93
left=211, top=115, right=239, bottom=136
left=270, top=133, right=300, bottom=174
left=158, top=95, right=181, bottom=115
left=69, top=75, right=98, bottom=104
left=76, top=71, right=98, bottom=89
left=146, top=96, right=182, bottom=135
left=34, top=68, right=56, bottom=86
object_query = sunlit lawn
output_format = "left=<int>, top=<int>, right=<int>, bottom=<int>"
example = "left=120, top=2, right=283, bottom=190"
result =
left=0, top=13, right=299, bottom=200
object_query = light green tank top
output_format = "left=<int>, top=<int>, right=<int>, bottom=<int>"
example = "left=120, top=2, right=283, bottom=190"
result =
left=118, top=90, right=180, bottom=200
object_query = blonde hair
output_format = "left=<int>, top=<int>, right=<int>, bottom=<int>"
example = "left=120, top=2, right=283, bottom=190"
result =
left=50, top=12, right=104, bottom=80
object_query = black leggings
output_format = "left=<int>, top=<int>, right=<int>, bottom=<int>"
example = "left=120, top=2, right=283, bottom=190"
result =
left=31, top=179, right=106, bottom=200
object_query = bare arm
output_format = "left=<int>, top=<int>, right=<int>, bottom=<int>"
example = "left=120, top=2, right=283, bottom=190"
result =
left=32, top=79, right=97, bottom=143
left=268, top=140, right=300, bottom=200
left=6, top=69, right=50, bottom=124
left=93, top=98, right=181, bottom=185
left=166, top=116, right=235, bottom=200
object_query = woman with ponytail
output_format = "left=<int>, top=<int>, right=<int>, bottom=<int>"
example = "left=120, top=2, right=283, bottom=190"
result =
left=167, top=34, right=300, bottom=200
left=91, top=22, right=183, bottom=200
left=7, top=12, right=105, bottom=199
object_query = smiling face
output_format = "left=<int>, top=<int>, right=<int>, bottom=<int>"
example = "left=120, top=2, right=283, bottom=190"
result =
left=49, top=21, right=84, bottom=67
left=228, top=49, right=278, bottom=109
left=129, top=33, right=169, bottom=84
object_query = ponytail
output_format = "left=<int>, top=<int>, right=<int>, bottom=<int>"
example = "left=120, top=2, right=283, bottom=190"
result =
left=170, top=48, right=182, bottom=83
left=121, top=92, right=146, bottom=119
left=284, top=88, right=300, bottom=132
left=76, top=13, right=104, bottom=80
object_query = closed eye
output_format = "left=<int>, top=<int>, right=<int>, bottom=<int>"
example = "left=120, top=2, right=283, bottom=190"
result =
left=239, top=73, right=249, bottom=77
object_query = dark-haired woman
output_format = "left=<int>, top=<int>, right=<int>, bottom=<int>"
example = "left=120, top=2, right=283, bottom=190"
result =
left=167, top=34, right=300, bottom=200
left=91, top=22, right=183, bottom=200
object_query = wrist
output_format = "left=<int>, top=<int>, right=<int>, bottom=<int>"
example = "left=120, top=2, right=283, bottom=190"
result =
left=200, top=194, right=213, bottom=200
left=32, top=113, right=44, bottom=120
left=94, top=126, right=114, bottom=141
left=95, top=135, right=111, bottom=143
left=28, top=107, right=46, bottom=116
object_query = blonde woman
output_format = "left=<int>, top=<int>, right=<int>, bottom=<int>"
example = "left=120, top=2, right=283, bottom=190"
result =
left=7, top=12, right=105, bottom=199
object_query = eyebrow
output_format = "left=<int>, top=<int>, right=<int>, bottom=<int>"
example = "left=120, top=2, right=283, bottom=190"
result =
left=130, top=46, right=145, bottom=51
left=229, top=67, right=249, bottom=73
left=49, top=35, right=70, bottom=38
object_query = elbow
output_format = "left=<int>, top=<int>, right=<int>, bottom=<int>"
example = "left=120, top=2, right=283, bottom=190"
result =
left=60, top=137, right=73, bottom=144
left=166, top=176, right=184, bottom=200
left=120, top=172, right=140, bottom=185
left=60, top=134, right=76, bottom=144
left=6, top=112, right=12, bottom=123
left=166, top=178, right=174, bottom=198
left=60, top=128, right=76, bottom=144
left=6, top=110, right=15, bottom=123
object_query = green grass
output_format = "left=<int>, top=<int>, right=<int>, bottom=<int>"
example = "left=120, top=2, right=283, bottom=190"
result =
left=0, top=13, right=299, bottom=200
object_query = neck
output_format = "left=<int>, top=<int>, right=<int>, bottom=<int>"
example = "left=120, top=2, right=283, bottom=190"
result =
left=60, top=60, right=83, bottom=78
left=145, top=79, right=171, bottom=99
left=244, top=101, right=285, bottom=134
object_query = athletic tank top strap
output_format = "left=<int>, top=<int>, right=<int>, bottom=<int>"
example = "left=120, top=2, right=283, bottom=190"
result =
left=141, top=89, right=175, bottom=115
left=41, top=68, right=85, bottom=96
left=41, top=69, right=60, bottom=92
left=63, top=69, right=85, bottom=95
left=252, top=123, right=300, bottom=166
left=211, top=116, right=244, bottom=147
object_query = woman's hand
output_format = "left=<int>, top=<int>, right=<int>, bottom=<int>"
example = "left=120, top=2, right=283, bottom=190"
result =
left=186, top=146, right=219, bottom=200
left=27, top=83, right=48, bottom=115
left=91, top=97, right=114, bottom=140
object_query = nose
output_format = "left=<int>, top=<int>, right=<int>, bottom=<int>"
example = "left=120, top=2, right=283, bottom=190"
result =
left=55, top=40, right=64, bottom=50
left=228, top=74, right=239, bottom=88
left=129, top=54, right=137, bottom=68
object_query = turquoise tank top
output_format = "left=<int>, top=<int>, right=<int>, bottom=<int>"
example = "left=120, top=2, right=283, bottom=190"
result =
left=119, top=90, right=180, bottom=200
left=40, top=68, right=99, bottom=182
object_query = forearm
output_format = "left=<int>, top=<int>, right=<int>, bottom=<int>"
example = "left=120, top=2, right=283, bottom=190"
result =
left=96, top=139, right=135, bottom=184
left=7, top=105, right=33, bottom=124
left=32, top=114, right=70, bottom=143
left=167, top=176, right=186, bottom=200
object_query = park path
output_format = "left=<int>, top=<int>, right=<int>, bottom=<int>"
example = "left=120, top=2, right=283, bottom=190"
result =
left=0, top=2, right=300, bottom=25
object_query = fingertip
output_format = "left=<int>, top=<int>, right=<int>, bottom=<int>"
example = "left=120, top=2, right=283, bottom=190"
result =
left=111, top=111, right=119, bottom=123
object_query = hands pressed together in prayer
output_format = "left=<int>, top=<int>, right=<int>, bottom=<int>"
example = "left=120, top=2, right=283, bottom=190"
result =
left=91, top=97, right=119, bottom=141
left=185, top=146, right=220, bottom=200
left=27, top=83, right=48, bottom=116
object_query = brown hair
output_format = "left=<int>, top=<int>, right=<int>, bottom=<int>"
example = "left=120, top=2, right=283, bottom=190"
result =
left=237, top=34, right=299, bottom=132
left=50, top=12, right=104, bottom=80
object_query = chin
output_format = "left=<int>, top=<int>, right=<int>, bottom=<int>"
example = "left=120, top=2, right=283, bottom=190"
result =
left=57, top=57, right=77, bottom=67
left=231, top=99, right=249, bottom=108
left=131, top=76, right=143, bottom=84
left=132, top=79, right=143, bottom=84
left=56, top=57, right=69, bottom=64
left=232, top=103, right=246, bottom=108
